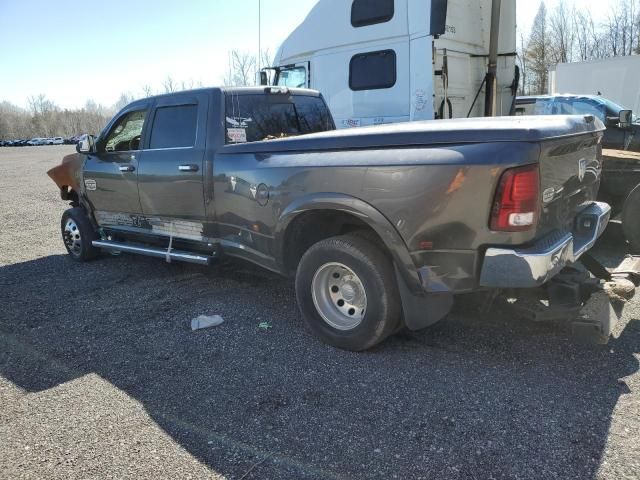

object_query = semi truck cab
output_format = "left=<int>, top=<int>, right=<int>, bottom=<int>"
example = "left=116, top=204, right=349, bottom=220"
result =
left=263, top=0, right=518, bottom=128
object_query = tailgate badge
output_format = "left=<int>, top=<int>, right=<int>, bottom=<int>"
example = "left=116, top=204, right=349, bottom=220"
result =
left=578, top=158, right=587, bottom=182
left=84, top=179, right=97, bottom=191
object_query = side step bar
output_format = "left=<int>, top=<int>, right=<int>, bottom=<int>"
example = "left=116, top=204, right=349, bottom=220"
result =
left=93, top=240, right=211, bottom=266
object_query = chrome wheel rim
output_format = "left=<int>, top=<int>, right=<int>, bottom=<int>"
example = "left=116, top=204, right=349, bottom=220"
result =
left=63, top=218, right=82, bottom=256
left=311, top=262, right=367, bottom=331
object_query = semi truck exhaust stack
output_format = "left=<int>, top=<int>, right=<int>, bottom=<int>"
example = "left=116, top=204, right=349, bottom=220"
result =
left=485, top=0, right=502, bottom=117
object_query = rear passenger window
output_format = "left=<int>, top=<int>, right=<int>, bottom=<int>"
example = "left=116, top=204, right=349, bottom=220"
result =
left=149, top=105, right=198, bottom=149
left=349, top=50, right=397, bottom=91
left=351, top=0, right=394, bottom=27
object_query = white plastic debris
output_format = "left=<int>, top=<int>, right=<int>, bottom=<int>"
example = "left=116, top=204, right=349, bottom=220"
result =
left=191, top=315, right=224, bottom=331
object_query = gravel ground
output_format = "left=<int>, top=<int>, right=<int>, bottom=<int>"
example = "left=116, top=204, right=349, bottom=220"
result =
left=0, top=146, right=638, bottom=480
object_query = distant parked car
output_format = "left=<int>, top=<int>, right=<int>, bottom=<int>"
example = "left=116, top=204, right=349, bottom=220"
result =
left=27, top=138, right=43, bottom=146
left=516, top=94, right=639, bottom=151
left=49, top=137, right=64, bottom=145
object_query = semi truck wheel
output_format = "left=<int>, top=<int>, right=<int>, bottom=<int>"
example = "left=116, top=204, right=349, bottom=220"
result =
left=622, top=185, right=640, bottom=253
left=61, top=207, right=100, bottom=262
left=295, top=233, right=401, bottom=351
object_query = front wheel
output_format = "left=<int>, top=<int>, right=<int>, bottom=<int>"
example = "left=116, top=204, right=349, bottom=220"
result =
left=61, top=207, right=100, bottom=262
left=295, top=234, right=401, bottom=351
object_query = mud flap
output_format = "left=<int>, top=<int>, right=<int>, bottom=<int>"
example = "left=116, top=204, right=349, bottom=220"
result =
left=395, top=265, right=454, bottom=331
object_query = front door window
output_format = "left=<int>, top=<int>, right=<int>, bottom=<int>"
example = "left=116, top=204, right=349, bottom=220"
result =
left=104, top=110, right=147, bottom=152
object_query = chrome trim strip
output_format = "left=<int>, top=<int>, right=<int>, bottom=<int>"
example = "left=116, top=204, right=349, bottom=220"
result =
left=93, top=240, right=211, bottom=266
left=143, top=146, right=194, bottom=152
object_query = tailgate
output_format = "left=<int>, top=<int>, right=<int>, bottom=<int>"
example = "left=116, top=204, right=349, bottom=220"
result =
left=537, top=132, right=603, bottom=235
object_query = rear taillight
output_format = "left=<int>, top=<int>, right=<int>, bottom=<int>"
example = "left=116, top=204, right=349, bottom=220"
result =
left=490, top=164, right=540, bottom=232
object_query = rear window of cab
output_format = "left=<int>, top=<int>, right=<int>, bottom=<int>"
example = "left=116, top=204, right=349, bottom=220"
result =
left=224, top=93, right=335, bottom=144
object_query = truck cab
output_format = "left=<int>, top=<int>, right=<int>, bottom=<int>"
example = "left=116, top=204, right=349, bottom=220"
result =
left=264, top=0, right=518, bottom=128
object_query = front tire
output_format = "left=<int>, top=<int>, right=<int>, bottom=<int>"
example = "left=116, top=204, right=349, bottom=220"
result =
left=622, top=185, right=640, bottom=253
left=295, top=234, right=401, bottom=351
left=61, top=207, right=100, bottom=262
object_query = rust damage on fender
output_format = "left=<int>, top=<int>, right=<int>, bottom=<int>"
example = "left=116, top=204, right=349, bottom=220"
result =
left=47, top=153, right=83, bottom=202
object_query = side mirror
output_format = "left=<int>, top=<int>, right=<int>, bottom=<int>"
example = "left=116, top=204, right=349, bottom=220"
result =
left=259, top=71, right=269, bottom=86
left=619, top=109, right=633, bottom=129
left=430, top=0, right=448, bottom=37
left=76, top=134, right=96, bottom=154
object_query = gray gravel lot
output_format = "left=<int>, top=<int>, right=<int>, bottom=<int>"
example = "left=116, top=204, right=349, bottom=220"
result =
left=0, top=145, right=638, bottom=479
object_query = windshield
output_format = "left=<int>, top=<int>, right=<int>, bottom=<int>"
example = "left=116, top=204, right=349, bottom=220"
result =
left=276, top=67, right=307, bottom=88
left=225, top=93, right=335, bottom=144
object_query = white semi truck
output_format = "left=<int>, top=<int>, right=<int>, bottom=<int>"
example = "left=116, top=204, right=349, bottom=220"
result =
left=262, top=0, right=518, bottom=128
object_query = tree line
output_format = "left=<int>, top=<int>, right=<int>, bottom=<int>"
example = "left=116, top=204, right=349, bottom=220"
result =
left=0, top=49, right=271, bottom=141
left=520, top=0, right=640, bottom=95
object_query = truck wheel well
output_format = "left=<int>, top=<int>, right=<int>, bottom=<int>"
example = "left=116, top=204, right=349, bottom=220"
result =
left=283, top=210, right=388, bottom=275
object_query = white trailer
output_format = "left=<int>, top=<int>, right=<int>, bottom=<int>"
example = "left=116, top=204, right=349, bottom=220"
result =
left=550, top=56, right=640, bottom=114
left=263, top=0, right=517, bottom=128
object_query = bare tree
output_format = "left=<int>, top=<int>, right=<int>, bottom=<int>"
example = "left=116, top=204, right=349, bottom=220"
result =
left=574, top=9, right=602, bottom=61
left=224, top=50, right=257, bottom=86
left=180, top=79, right=196, bottom=91
left=114, top=92, right=135, bottom=112
left=141, top=84, right=154, bottom=98
left=525, top=3, right=551, bottom=94
left=549, top=1, right=574, bottom=63
left=517, top=33, right=529, bottom=95
left=603, top=0, right=640, bottom=57
left=163, top=76, right=177, bottom=93
left=0, top=97, right=115, bottom=140
left=260, top=49, right=274, bottom=70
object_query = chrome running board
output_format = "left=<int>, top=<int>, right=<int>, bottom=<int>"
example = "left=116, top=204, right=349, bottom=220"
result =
left=92, top=240, right=211, bottom=266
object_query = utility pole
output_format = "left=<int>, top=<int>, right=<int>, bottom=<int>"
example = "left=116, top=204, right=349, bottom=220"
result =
left=258, top=0, right=262, bottom=74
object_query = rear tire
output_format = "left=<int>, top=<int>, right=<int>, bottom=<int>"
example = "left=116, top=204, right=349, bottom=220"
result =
left=622, top=185, right=640, bottom=253
left=295, top=234, right=401, bottom=351
left=61, top=207, right=100, bottom=262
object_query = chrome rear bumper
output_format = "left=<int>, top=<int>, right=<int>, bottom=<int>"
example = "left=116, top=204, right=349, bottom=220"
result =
left=479, top=202, right=611, bottom=289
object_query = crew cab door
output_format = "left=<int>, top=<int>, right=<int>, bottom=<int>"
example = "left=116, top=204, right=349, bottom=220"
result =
left=84, top=103, right=150, bottom=226
left=136, top=93, right=208, bottom=239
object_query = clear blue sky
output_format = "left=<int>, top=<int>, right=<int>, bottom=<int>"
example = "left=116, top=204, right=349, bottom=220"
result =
left=0, top=0, right=318, bottom=109
left=0, top=0, right=613, bottom=110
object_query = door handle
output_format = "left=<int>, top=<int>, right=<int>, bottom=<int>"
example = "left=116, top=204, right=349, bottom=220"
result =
left=119, top=165, right=136, bottom=173
left=179, top=164, right=199, bottom=172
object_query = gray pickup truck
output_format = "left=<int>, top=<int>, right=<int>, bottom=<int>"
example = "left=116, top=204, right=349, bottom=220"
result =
left=48, top=87, right=611, bottom=351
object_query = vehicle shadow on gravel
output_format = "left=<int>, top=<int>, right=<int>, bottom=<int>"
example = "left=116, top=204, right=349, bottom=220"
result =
left=0, top=250, right=638, bottom=479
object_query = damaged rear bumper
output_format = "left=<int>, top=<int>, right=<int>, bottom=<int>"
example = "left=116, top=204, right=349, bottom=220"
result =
left=480, top=202, right=611, bottom=289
